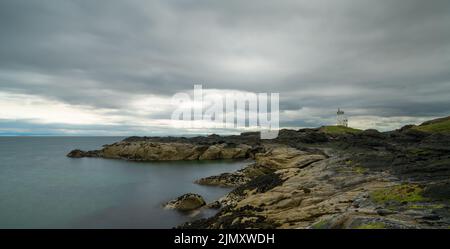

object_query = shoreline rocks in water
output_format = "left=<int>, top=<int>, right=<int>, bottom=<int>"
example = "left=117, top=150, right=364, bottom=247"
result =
left=195, top=172, right=250, bottom=187
left=66, top=149, right=100, bottom=158
left=164, top=193, right=206, bottom=211
left=67, top=142, right=256, bottom=161
left=67, top=116, right=450, bottom=229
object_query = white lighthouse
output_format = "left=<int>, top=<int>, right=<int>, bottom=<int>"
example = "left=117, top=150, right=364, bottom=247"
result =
left=337, top=108, right=348, bottom=127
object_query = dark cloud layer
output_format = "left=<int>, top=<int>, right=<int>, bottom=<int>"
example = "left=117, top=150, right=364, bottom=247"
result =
left=0, top=0, right=449, bottom=134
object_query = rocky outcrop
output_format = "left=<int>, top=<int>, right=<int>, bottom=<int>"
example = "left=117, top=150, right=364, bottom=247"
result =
left=67, top=149, right=100, bottom=158
left=195, top=172, right=251, bottom=187
left=195, top=145, right=327, bottom=187
left=67, top=141, right=254, bottom=161
left=199, top=144, right=252, bottom=160
left=67, top=149, right=85, bottom=158
left=179, top=127, right=450, bottom=229
left=253, top=146, right=327, bottom=170
left=182, top=150, right=450, bottom=229
left=165, top=193, right=206, bottom=211
left=67, top=116, right=450, bottom=229
left=101, top=142, right=205, bottom=161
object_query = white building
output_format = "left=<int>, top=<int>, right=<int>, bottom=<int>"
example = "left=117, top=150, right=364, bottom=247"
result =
left=337, top=108, right=348, bottom=127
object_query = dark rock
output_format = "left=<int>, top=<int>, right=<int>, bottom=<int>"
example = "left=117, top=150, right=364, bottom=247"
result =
left=302, top=187, right=312, bottom=194
left=205, top=201, right=221, bottom=209
left=179, top=205, right=277, bottom=229
left=165, top=193, right=206, bottom=211
left=66, top=149, right=99, bottom=158
left=361, top=129, right=384, bottom=138
left=67, top=149, right=85, bottom=158
left=195, top=172, right=249, bottom=187
left=423, top=182, right=450, bottom=200
left=398, top=124, right=416, bottom=132
left=232, top=172, right=285, bottom=195
left=401, top=129, right=430, bottom=139
left=376, top=209, right=397, bottom=216
left=421, top=214, right=441, bottom=220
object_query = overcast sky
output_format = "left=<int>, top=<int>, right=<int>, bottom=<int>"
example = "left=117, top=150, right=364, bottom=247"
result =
left=1, top=0, right=449, bottom=135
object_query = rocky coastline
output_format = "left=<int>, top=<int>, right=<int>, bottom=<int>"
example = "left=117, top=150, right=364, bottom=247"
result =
left=67, top=117, right=450, bottom=229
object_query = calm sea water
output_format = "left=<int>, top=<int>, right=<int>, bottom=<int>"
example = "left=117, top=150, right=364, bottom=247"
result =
left=0, top=137, right=248, bottom=228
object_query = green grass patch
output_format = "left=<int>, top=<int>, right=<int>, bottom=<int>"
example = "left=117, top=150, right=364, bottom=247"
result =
left=407, top=148, right=435, bottom=156
left=370, top=184, right=427, bottom=204
left=413, top=118, right=450, bottom=133
left=319, top=125, right=362, bottom=134
left=311, top=219, right=330, bottom=229
left=337, top=160, right=367, bottom=174
left=408, top=204, right=445, bottom=210
left=356, top=222, right=386, bottom=229
left=353, top=166, right=367, bottom=174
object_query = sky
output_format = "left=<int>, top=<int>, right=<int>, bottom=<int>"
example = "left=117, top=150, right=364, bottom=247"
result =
left=0, top=0, right=449, bottom=136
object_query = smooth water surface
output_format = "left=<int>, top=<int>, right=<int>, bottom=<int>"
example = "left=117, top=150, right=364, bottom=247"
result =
left=0, top=137, right=248, bottom=228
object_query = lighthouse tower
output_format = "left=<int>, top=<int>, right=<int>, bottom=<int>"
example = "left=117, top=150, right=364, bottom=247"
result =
left=337, top=108, right=348, bottom=127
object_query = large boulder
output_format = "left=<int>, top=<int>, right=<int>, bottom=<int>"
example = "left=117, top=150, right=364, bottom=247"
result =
left=165, top=193, right=206, bottom=211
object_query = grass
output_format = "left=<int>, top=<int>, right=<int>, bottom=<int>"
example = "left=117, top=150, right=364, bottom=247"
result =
left=413, top=118, right=450, bottom=133
left=408, top=204, right=445, bottom=210
left=356, top=222, right=386, bottom=229
left=353, top=166, right=367, bottom=174
left=311, top=219, right=330, bottom=229
left=370, top=184, right=427, bottom=204
left=407, top=148, right=435, bottom=156
left=336, top=165, right=368, bottom=174
left=319, top=126, right=362, bottom=134
left=341, top=160, right=367, bottom=174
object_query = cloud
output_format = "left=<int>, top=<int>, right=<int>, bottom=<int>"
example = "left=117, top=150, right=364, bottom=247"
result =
left=0, top=0, right=449, bottom=135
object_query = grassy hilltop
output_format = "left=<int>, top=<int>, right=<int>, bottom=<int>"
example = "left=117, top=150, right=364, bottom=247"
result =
left=319, top=115, right=450, bottom=135
left=319, top=125, right=362, bottom=134
left=413, top=116, right=450, bottom=133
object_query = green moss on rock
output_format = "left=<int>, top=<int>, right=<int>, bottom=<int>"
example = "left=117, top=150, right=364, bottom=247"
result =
left=370, top=184, right=427, bottom=204
left=353, top=166, right=367, bottom=174
left=356, top=222, right=386, bottom=229
left=311, top=219, right=330, bottom=229
left=408, top=203, right=445, bottom=210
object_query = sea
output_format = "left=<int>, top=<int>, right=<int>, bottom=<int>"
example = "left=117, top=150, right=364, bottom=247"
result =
left=0, top=137, right=247, bottom=228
